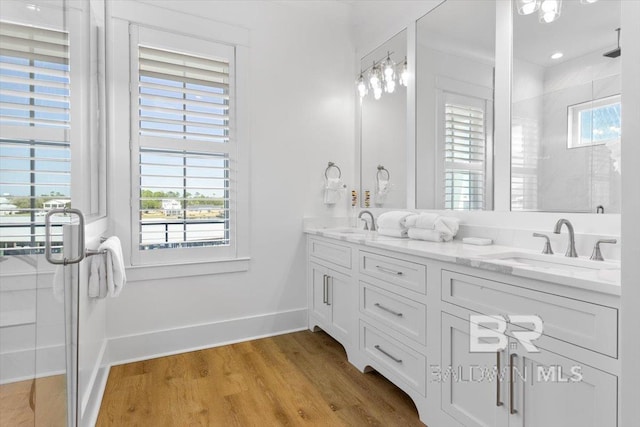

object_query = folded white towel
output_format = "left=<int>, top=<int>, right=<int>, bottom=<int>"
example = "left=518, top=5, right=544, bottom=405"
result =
left=376, top=211, right=416, bottom=230
left=99, top=237, right=126, bottom=297
left=377, top=228, right=408, bottom=238
left=434, top=217, right=460, bottom=236
left=88, top=250, right=108, bottom=298
left=405, top=212, right=440, bottom=229
left=408, top=228, right=452, bottom=242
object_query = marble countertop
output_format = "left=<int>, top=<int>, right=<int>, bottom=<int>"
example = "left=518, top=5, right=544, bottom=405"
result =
left=305, top=227, right=621, bottom=296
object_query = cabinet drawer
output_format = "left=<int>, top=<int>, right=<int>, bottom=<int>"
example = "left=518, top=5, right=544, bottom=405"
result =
left=361, top=321, right=426, bottom=396
left=360, top=281, right=426, bottom=345
left=309, top=238, right=352, bottom=269
left=442, top=270, right=618, bottom=358
left=360, top=251, right=427, bottom=294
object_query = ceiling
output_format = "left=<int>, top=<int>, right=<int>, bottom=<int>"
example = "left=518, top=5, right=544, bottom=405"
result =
left=379, top=0, right=621, bottom=68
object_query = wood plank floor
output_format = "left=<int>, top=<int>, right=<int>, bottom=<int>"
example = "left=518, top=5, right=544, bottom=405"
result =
left=0, top=374, right=67, bottom=427
left=97, top=330, right=425, bottom=426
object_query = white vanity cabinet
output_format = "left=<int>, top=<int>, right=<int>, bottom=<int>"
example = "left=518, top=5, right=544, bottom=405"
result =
left=305, top=231, right=620, bottom=427
left=307, top=237, right=356, bottom=351
left=309, top=261, right=353, bottom=345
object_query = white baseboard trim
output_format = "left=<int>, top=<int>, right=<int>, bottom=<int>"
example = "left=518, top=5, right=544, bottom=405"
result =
left=80, top=363, right=110, bottom=427
left=107, top=308, right=308, bottom=366
left=0, top=344, right=65, bottom=385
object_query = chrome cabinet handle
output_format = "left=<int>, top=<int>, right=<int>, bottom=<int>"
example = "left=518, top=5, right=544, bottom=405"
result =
left=496, top=351, right=503, bottom=407
left=374, top=345, right=402, bottom=363
left=45, top=208, right=85, bottom=265
left=510, top=353, right=518, bottom=415
left=374, top=303, right=403, bottom=317
left=326, top=276, right=332, bottom=306
left=322, top=275, right=328, bottom=304
left=375, top=265, right=404, bottom=276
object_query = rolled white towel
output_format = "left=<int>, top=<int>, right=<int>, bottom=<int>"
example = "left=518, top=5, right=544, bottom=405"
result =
left=435, top=217, right=460, bottom=236
left=377, top=228, right=408, bottom=238
left=408, top=228, right=452, bottom=242
left=376, top=211, right=416, bottom=230
left=404, top=212, right=440, bottom=229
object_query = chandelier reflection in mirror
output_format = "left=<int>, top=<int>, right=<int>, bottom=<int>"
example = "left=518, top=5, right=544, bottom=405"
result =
left=515, top=0, right=598, bottom=24
left=356, top=52, right=407, bottom=102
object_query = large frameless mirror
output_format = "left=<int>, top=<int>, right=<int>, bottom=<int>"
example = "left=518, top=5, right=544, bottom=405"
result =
left=511, top=0, right=621, bottom=213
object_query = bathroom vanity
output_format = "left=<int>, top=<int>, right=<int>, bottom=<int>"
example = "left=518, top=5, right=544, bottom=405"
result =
left=305, top=229, right=620, bottom=427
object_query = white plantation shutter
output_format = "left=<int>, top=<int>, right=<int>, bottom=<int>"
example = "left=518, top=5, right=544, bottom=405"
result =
left=0, top=22, right=70, bottom=254
left=132, top=29, right=235, bottom=259
left=443, top=99, right=487, bottom=211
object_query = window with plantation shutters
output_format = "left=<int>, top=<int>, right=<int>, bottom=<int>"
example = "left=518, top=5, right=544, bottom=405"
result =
left=0, top=21, right=70, bottom=254
left=443, top=94, right=488, bottom=211
left=131, top=27, right=236, bottom=261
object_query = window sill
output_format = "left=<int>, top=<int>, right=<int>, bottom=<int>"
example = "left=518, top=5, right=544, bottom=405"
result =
left=125, top=257, right=250, bottom=282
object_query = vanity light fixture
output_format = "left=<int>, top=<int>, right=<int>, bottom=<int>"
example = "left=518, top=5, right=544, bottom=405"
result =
left=539, top=0, right=562, bottom=23
left=516, top=0, right=540, bottom=15
left=551, top=52, right=564, bottom=59
left=580, top=0, right=598, bottom=3
left=356, top=53, right=406, bottom=100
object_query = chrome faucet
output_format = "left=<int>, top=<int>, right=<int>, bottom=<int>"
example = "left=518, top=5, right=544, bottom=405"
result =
left=553, top=218, right=578, bottom=257
left=358, top=210, right=376, bottom=231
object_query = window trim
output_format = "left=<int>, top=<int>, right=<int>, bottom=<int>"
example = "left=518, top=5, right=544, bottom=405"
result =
left=129, top=25, right=242, bottom=266
left=107, top=3, right=250, bottom=270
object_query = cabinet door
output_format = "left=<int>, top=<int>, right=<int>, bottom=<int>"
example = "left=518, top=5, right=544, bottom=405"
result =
left=441, top=313, right=509, bottom=427
left=327, top=269, right=353, bottom=343
left=509, top=341, right=617, bottom=427
left=309, top=262, right=330, bottom=325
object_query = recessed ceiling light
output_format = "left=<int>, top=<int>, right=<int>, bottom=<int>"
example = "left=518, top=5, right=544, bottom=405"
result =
left=26, top=4, right=40, bottom=12
left=551, top=52, right=564, bottom=60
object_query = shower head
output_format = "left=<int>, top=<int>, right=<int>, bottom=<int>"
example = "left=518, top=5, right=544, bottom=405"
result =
left=603, top=47, right=620, bottom=58
left=603, top=28, right=621, bottom=58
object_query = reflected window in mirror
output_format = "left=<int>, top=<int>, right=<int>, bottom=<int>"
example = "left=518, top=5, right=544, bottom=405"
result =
left=511, top=0, right=621, bottom=213
left=416, top=0, right=496, bottom=210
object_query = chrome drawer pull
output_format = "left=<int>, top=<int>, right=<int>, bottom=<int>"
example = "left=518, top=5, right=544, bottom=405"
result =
left=374, top=344, right=403, bottom=363
left=510, top=353, right=518, bottom=415
left=496, top=351, right=503, bottom=407
left=375, top=265, right=404, bottom=276
left=374, top=303, right=403, bottom=317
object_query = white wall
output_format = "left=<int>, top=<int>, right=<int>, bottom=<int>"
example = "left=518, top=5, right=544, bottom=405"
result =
left=104, top=0, right=355, bottom=362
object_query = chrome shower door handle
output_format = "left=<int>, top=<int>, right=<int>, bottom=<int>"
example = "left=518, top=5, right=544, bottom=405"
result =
left=45, top=208, right=86, bottom=265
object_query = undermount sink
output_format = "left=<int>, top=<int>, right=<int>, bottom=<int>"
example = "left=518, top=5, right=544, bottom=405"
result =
left=322, top=227, right=369, bottom=235
left=480, top=251, right=620, bottom=273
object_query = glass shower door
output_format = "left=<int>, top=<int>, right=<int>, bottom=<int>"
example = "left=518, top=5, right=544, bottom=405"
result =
left=1, top=1, right=106, bottom=425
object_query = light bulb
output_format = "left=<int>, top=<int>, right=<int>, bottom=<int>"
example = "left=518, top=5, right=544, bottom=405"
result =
left=369, top=64, right=381, bottom=88
left=516, top=0, right=539, bottom=15
left=385, top=79, right=396, bottom=94
left=373, top=87, right=382, bottom=100
left=539, top=0, right=561, bottom=23
left=356, top=74, right=368, bottom=99
left=398, top=58, right=409, bottom=87
left=550, top=52, right=563, bottom=59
